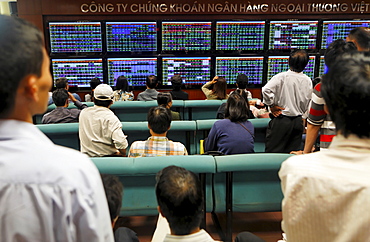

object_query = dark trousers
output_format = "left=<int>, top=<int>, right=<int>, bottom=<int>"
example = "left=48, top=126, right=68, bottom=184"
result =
left=235, top=232, right=266, bottom=242
left=114, top=227, right=139, bottom=242
left=265, top=115, right=304, bottom=153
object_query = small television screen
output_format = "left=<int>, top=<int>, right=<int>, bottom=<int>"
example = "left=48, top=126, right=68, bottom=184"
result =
left=216, top=57, right=264, bottom=85
left=51, top=59, right=103, bottom=88
left=107, top=58, right=157, bottom=87
left=267, top=56, right=316, bottom=80
left=162, top=57, right=211, bottom=85
left=216, top=21, right=265, bottom=51
left=106, top=22, right=157, bottom=52
left=318, top=56, right=328, bottom=77
left=162, top=22, right=212, bottom=51
left=321, top=20, right=370, bottom=48
left=269, top=21, right=318, bottom=50
left=49, top=22, right=102, bottom=53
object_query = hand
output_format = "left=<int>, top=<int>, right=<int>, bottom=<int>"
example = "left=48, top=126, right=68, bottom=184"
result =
left=210, top=76, right=219, bottom=84
left=290, top=150, right=304, bottom=155
left=270, top=105, right=285, bottom=117
left=68, top=92, right=77, bottom=102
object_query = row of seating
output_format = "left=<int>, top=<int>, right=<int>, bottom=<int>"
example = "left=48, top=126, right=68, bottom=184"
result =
left=91, top=153, right=292, bottom=241
left=33, top=100, right=228, bottom=124
left=36, top=118, right=271, bottom=154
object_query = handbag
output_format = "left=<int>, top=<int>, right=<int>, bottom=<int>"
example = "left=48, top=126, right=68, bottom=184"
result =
left=237, top=122, right=255, bottom=139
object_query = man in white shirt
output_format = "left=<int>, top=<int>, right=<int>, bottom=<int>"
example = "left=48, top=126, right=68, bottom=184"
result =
left=79, top=84, right=128, bottom=157
left=279, top=51, right=370, bottom=241
left=262, top=49, right=312, bottom=153
left=0, top=15, right=113, bottom=241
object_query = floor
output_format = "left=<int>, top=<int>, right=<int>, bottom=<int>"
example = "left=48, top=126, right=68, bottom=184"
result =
left=115, top=211, right=283, bottom=242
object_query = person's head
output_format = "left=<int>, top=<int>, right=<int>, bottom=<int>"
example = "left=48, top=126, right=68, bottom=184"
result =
left=155, top=166, right=203, bottom=235
left=157, top=92, right=173, bottom=108
left=101, top=174, right=123, bottom=227
left=346, top=27, right=370, bottom=51
left=324, top=39, right=357, bottom=70
left=115, top=76, right=130, bottom=92
left=146, top=75, right=158, bottom=89
left=321, top=51, right=370, bottom=138
left=235, top=74, right=249, bottom=89
left=52, top=88, right=69, bottom=107
left=212, top=76, right=227, bottom=100
left=147, top=106, right=171, bottom=135
left=90, top=77, right=101, bottom=90
left=225, top=92, right=249, bottom=122
left=0, top=15, right=51, bottom=121
left=289, top=49, right=309, bottom=73
left=55, top=77, right=69, bottom=89
left=93, top=84, right=114, bottom=107
left=170, top=75, right=183, bottom=91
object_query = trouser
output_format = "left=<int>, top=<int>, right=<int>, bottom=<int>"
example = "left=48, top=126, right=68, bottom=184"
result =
left=114, top=227, right=139, bottom=242
left=235, top=232, right=266, bottom=242
left=265, top=115, right=304, bottom=153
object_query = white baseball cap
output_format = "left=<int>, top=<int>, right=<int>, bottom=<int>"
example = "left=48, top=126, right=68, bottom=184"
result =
left=94, top=84, right=114, bottom=101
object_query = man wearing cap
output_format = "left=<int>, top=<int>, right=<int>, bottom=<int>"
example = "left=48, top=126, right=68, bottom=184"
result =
left=79, top=84, right=128, bottom=157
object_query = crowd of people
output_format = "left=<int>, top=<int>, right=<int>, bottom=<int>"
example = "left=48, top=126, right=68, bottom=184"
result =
left=1, top=13, right=370, bottom=242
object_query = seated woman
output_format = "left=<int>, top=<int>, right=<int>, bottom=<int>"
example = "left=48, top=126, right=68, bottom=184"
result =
left=157, top=92, right=181, bottom=120
left=216, top=89, right=255, bottom=119
left=205, top=92, right=255, bottom=155
left=113, top=76, right=134, bottom=101
left=201, top=76, right=228, bottom=100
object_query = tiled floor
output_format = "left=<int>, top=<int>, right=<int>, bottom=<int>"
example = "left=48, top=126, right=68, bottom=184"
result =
left=115, top=211, right=283, bottom=242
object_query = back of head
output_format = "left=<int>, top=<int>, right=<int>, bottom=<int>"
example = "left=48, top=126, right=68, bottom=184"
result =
left=157, top=92, right=172, bottom=107
left=213, top=77, right=227, bottom=99
left=347, top=27, right=370, bottom=51
left=94, top=84, right=114, bottom=107
left=146, top=75, right=158, bottom=89
left=321, top=51, right=370, bottom=138
left=52, top=88, right=69, bottom=107
left=101, top=174, right=123, bottom=224
left=155, top=166, right=203, bottom=235
left=324, top=39, right=357, bottom=70
left=148, top=106, right=171, bottom=134
left=115, top=76, right=129, bottom=92
left=90, top=77, right=102, bottom=90
left=55, top=77, right=68, bottom=89
left=225, top=91, right=249, bottom=122
left=236, top=74, right=249, bottom=89
left=289, top=49, right=309, bottom=73
left=170, top=75, right=183, bottom=91
left=0, top=15, right=44, bottom=118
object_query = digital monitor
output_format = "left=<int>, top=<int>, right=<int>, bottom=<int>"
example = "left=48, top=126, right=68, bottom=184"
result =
left=49, top=22, right=102, bottom=53
left=162, top=22, right=212, bottom=51
left=106, top=22, right=157, bottom=52
left=51, top=59, right=103, bottom=87
left=216, top=21, right=265, bottom=51
left=269, top=21, right=318, bottom=50
left=267, top=56, right=316, bottom=80
left=216, top=57, right=264, bottom=85
left=318, top=56, right=328, bottom=77
left=107, top=58, right=157, bottom=86
left=321, top=20, right=370, bottom=48
left=162, top=57, right=211, bottom=85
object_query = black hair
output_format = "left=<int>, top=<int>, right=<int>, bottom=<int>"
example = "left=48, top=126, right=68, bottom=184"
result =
left=115, top=76, right=130, bottom=92
left=101, top=174, right=123, bottom=223
left=324, top=39, right=357, bottom=70
left=155, top=166, right=203, bottom=235
left=321, top=51, right=370, bottom=138
left=90, top=77, right=101, bottom=90
left=170, top=75, right=183, bottom=91
left=235, top=74, right=249, bottom=89
left=94, top=99, right=112, bottom=107
left=348, top=27, right=370, bottom=51
left=212, top=77, right=227, bottom=100
left=289, top=49, right=309, bottom=73
left=147, top=106, right=171, bottom=134
left=157, top=92, right=172, bottom=107
left=52, top=88, right=69, bottom=107
left=225, top=92, right=249, bottom=122
left=146, top=75, right=158, bottom=89
left=55, top=77, right=68, bottom=89
left=0, top=15, right=44, bottom=118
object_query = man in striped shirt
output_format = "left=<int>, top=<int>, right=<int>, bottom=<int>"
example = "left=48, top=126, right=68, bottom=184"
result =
left=128, top=106, right=188, bottom=157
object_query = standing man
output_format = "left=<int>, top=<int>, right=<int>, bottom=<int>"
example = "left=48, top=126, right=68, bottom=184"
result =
left=262, top=49, right=312, bottom=153
left=0, top=15, right=113, bottom=241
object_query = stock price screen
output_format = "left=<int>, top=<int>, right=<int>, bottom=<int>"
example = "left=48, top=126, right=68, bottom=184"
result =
left=267, top=56, right=316, bottom=80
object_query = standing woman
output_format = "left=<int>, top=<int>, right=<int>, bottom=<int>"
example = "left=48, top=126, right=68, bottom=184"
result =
left=113, top=76, right=134, bottom=101
left=205, top=92, right=255, bottom=155
left=201, top=76, right=228, bottom=100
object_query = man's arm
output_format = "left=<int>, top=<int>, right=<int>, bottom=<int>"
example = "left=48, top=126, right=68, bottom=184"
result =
left=69, top=92, right=87, bottom=110
left=303, top=123, right=320, bottom=153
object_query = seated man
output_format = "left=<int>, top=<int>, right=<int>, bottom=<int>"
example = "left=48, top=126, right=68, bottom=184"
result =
left=169, top=75, right=188, bottom=100
left=279, top=52, right=370, bottom=241
left=137, top=75, right=159, bottom=101
left=128, top=106, right=187, bottom=157
left=48, top=77, right=81, bottom=105
left=42, top=88, right=87, bottom=124
left=79, top=84, right=128, bottom=157
left=157, top=92, right=181, bottom=120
